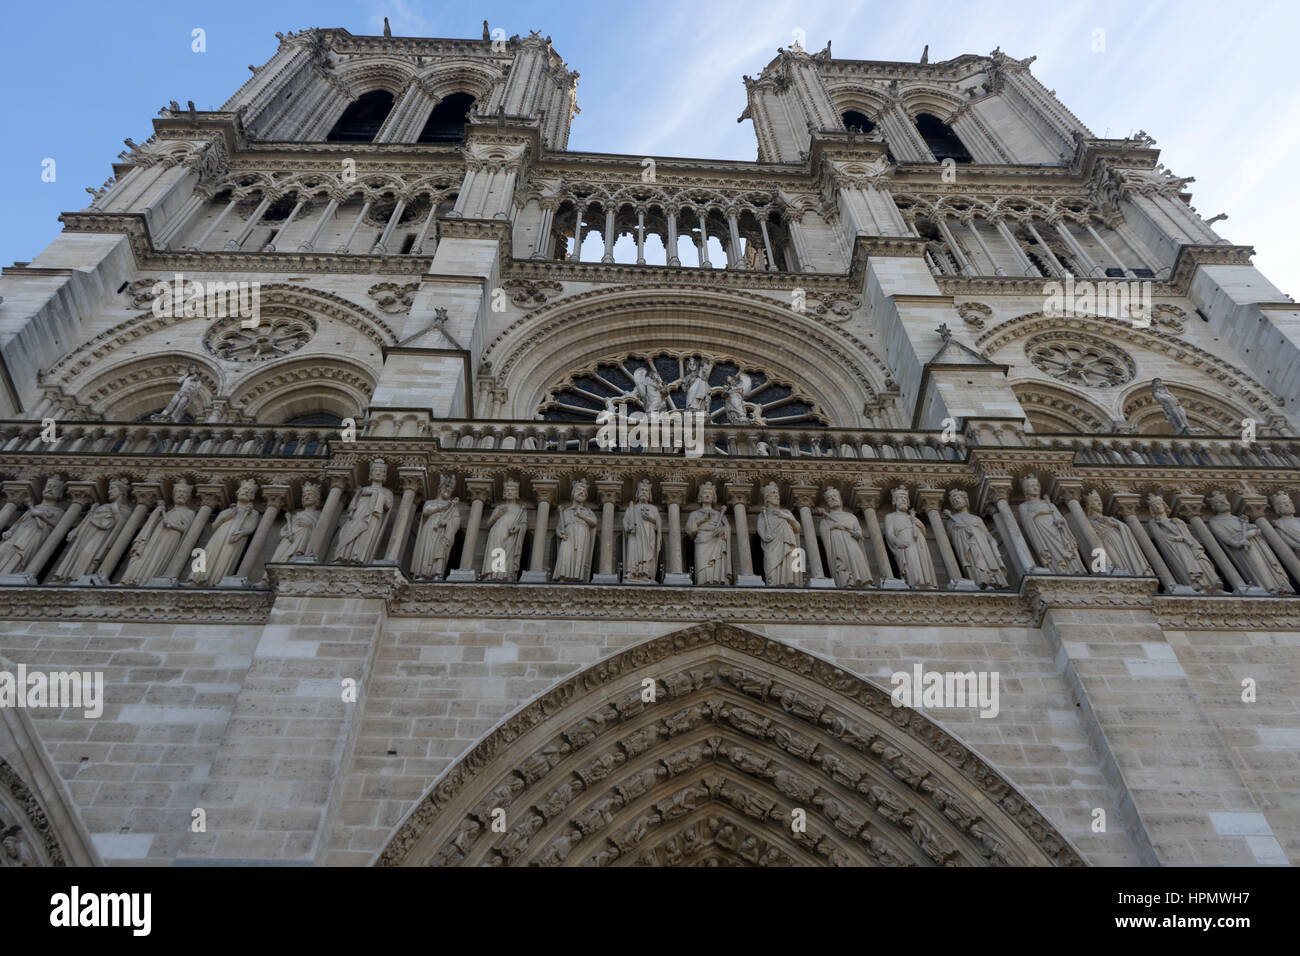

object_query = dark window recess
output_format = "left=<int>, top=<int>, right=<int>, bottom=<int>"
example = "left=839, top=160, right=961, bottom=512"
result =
left=418, top=92, right=476, bottom=143
left=1196, top=309, right=1210, bottom=323
left=1132, top=268, right=1156, bottom=279
left=400, top=233, right=416, bottom=254
left=915, top=113, right=973, bottom=164
left=116, top=281, right=129, bottom=293
left=284, top=412, right=344, bottom=427
left=264, top=229, right=278, bottom=245
left=842, top=110, right=875, bottom=134
left=1104, top=267, right=1126, bottom=278
left=326, top=90, right=395, bottom=143
left=262, top=197, right=296, bottom=221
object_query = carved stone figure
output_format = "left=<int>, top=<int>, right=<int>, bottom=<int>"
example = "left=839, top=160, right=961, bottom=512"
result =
left=0, top=825, right=36, bottom=867
left=819, top=487, right=871, bottom=587
left=1085, top=490, right=1151, bottom=575
left=1205, top=491, right=1291, bottom=593
left=884, top=487, right=937, bottom=587
left=683, top=357, right=714, bottom=413
left=411, top=475, right=461, bottom=579
left=1270, top=492, right=1300, bottom=553
left=756, top=482, right=802, bottom=586
left=48, top=478, right=132, bottom=583
left=1150, top=377, right=1190, bottom=435
left=632, top=366, right=672, bottom=415
left=333, top=459, right=394, bottom=564
left=121, top=481, right=196, bottom=585
left=0, top=477, right=67, bottom=575
left=552, top=478, right=597, bottom=582
left=268, top=481, right=321, bottom=566
left=1146, top=494, right=1220, bottom=592
left=481, top=479, right=528, bottom=581
left=621, top=479, right=661, bottom=583
left=685, top=481, right=730, bottom=585
left=191, top=479, right=260, bottom=584
left=1016, top=475, right=1084, bottom=573
left=722, top=373, right=763, bottom=424
left=944, top=488, right=1007, bottom=588
left=154, top=363, right=204, bottom=422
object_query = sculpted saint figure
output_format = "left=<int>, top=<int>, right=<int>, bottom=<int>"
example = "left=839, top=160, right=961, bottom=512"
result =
left=944, top=488, right=1007, bottom=588
left=632, top=367, right=672, bottom=415
left=1151, top=377, right=1190, bottom=435
left=48, top=478, right=133, bottom=583
left=722, top=373, right=764, bottom=424
left=685, top=481, right=731, bottom=585
left=0, top=477, right=67, bottom=575
left=268, top=482, right=321, bottom=566
left=818, top=487, right=871, bottom=587
left=1269, top=493, right=1300, bottom=554
left=683, top=357, right=714, bottom=414
left=1016, top=475, right=1085, bottom=573
left=1085, top=490, right=1151, bottom=575
left=552, top=478, right=598, bottom=583
left=1146, top=494, right=1220, bottom=592
left=411, top=475, right=461, bottom=580
left=884, top=486, right=937, bottom=588
left=481, top=479, right=528, bottom=581
left=121, top=481, right=196, bottom=585
left=191, top=479, right=260, bottom=584
left=333, top=459, right=394, bottom=564
left=1205, top=491, right=1291, bottom=593
left=155, top=363, right=204, bottom=423
left=756, top=482, right=802, bottom=586
left=622, top=479, right=661, bottom=583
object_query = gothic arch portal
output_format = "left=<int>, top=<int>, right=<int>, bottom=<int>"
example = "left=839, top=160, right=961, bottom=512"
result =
left=376, top=623, right=1084, bottom=867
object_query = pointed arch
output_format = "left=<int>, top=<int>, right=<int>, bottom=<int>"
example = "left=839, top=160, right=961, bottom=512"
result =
left=1121, top=380, right=1252, bottom=435
left=1011, top=380, right=1116, bottom=434
left=376, top=623, right=1084, bottom=867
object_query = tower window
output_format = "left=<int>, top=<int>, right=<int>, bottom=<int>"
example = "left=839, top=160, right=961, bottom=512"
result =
left=418, top=92, right=477, bottom=143
left=842, top=110, right=875, bottom=135
left=915, top=113, right=972, bottom=164
left=326, top=90, right=396, bottom=143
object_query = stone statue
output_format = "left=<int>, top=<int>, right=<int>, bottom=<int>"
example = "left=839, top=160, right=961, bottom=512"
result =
left=0, top=477, right=67, bottom=575
left=121, top=481, right=196, bottom=585
left=552, top=478, right=597, bottom=582
left=1, top=825, right=36, bottom=867
left=1151, top=377, right=1190, bottom=435
left=756, top=482, right=802, bottom=586
left=818, top=487, right=871, bottom=587
left=333, top=459, right=394, bottom=564
left=684, top=481, right=731, bottom=585
left=1269, top=492, right=1300, bottom=554
left=155, top=363, right=204, bottom=423
left=622, top=479, right=661, bottom=583
left=191, top=479, right=260, bottom=584
left=411, top=474, right=461, bottom=580
left=1085, top=490, right=1151, bottom=575
left=48, top=478, right=133, bottom=583
left=723, top=373, right=763, bottom=424
left=683, top=357, right=714, bottom=413
left=633, top=366, right=672, bottom=415
left=1146, top=494, right=1220, bottom=592
left=1016, top=475, right=1085, bottom=573
left=884, top=486, right=937, bottom=587
left=1205, top=491, right=1291, bottom=593
left=268, top=482, right=321, bottom=567
left=944, top=488, right=1008, bottom=588
left=481, top=479, right=527, bottom=581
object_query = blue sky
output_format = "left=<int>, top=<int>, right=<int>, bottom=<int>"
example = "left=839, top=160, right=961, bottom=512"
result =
left=2, top=0, right=1297, bottom=297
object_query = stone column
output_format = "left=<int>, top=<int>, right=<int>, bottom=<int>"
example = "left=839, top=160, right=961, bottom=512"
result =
left=759, top=218, right=777, bottom=271
left=371, top=199, right=407, bottom=254
left=634, top=209, right=646, bottom=265
left=593, top=480, right=621, bottom=584
left=962, top=216, right=1004, bottom=275
left=601, top=207, right=616, bottom=263
left=1174, top=491, right=1254, bottom=594
left=1111, top=491, right=1182, bottom=594
left=415, top=198, right=441, bottom=255
left=660, top=479, right=691, bottom=586
left=852, top=485, right=896, bottom=587
left=229, top=484, right=290, bottom=586
left=1085, top=222, right=1136, bottom=278
left=1053, top=479, right=1105, bottom=573
left=156, top=484, right=222, bottom=585
left=918, top=487, right=975, bottom=589
left=96, top=484, right=160, bottom=582
left=530, top=203, right=554, bottom=259
left=379, top=469, right=424, bottom=565
left=1238, top=491, right=1300, bottom=589
left=979, top=477, right=1041, bottom=577
left=448, top=478, right=493, bottom=582
left=1024, top=220, right=1065, bottom=276
left=225, top=195, right=272, bottom=251
left=301, top=471, right=351, bottom=562
left=1053, top=220, right=1102, bottom=277
left=571, top=203, right=585, bottom=261
left=521, top=477, right=557, bottom=583
left=261, top=198, right=304, bottom=252
left=995, top=219, right=1038, bottom=276
left=298, top=197, right=338, bottom=251
left=339, top=202, right=372, bottom=253
left=666, top=208, right=680, bottom=266
left=936, top=218, right=974, bottom=275
left=189, top=197, right=238, bottom=251
left=727, top=210, right=743, bottom=268
left=19, top=483, right=93, bottom=584
left=727, top=483, right=762, bottom=586
left=696, top=208, right=711, bottom=268
left=791, top=485, right=833, bottom=587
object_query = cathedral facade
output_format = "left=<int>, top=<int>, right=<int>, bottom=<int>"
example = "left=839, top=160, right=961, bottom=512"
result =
left=0, top=25, right=1297, bottom=868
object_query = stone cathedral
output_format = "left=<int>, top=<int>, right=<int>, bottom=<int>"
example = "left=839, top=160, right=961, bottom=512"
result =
left=0, top=23, right=1296, bottom=869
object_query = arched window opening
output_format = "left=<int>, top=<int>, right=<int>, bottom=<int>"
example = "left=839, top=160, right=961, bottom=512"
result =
left=326, top=90, right=395, bottom=143
left=280, top=412, right=344, bottom=455
left=418, top=92, right=477, bottom=143
left=915, top=113, right=972, bottom=164
left=842, top=110, right=875, bottom=134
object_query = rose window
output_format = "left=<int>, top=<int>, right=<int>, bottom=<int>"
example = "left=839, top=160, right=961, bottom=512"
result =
left=1027, top=337, right=1134, bottom=388
left=205, top=314, right=316, bottom=362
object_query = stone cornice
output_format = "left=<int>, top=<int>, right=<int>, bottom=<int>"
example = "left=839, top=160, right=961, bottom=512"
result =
left=502, top=256, right=858, bottom=291
left=1168, top=244, right=1255, bottom=288
left=0, top=585, right=273, bottom=622
left=937, top=275, right=1177, bottom=296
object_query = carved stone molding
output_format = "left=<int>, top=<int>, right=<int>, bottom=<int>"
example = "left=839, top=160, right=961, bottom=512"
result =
left=0, top=586, right=273, bottom=622
left=0, top=757, right=65, bottom=866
